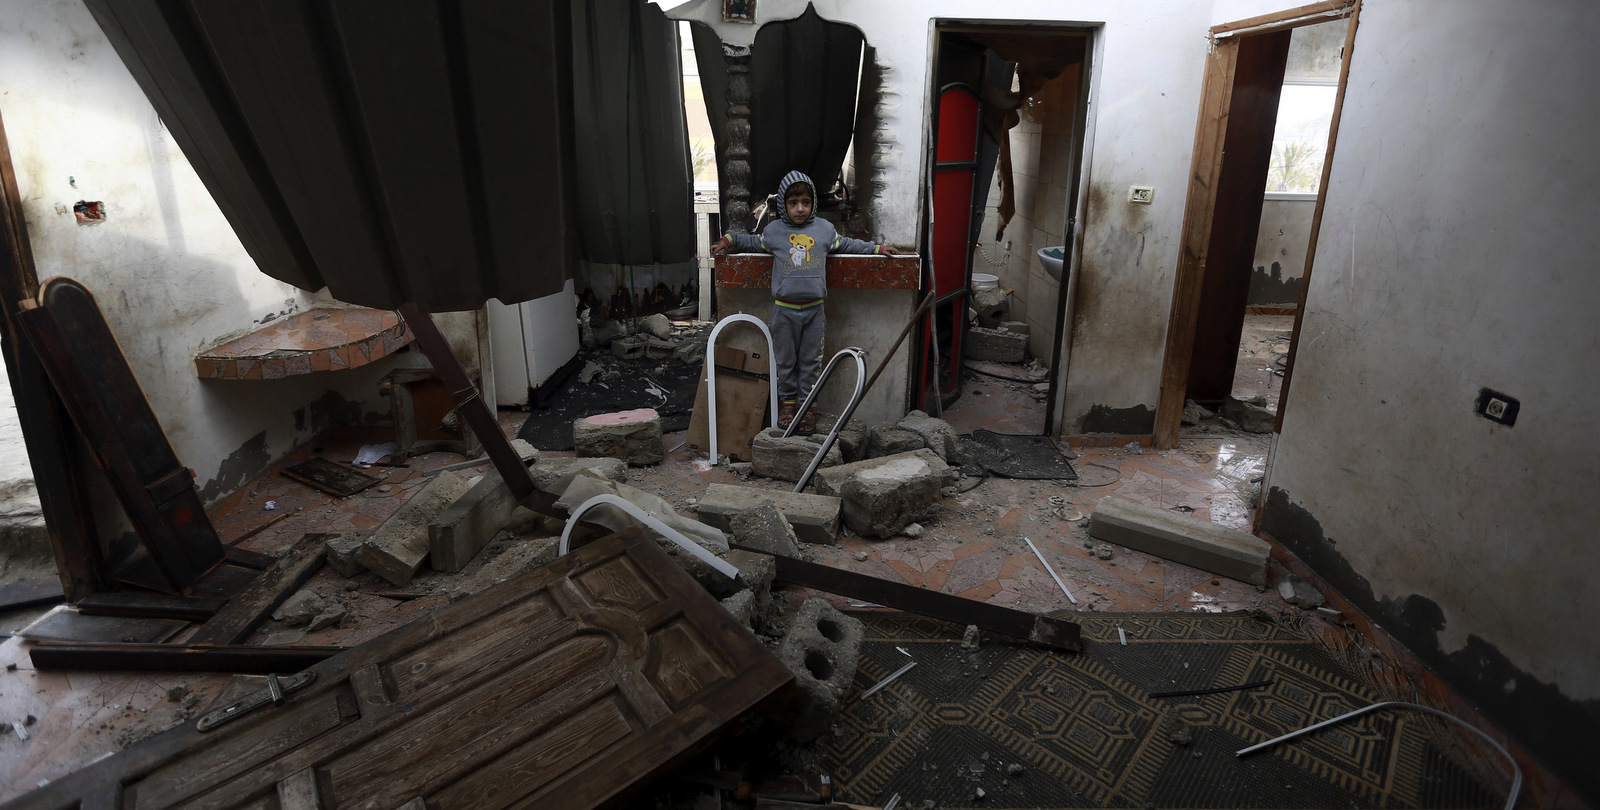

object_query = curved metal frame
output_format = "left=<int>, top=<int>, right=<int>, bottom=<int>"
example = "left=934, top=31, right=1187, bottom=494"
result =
left=557, top=494, right=739, bottom=580
left=705, top=314, right=779, bottom=461
left=784, top=347, right=867, bottom=493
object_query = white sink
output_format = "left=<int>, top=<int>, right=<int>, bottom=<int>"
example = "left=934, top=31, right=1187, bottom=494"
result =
left=1037, top=246, right=1066, bottom=282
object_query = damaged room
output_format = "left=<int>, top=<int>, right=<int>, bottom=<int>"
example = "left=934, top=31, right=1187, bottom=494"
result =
left=0, top=0, right=1594, bottom=808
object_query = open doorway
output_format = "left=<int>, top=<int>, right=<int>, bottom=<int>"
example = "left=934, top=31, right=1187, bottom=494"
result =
left=1154, top=1, right=1358, bottom=447
left=920, top=24, right=1092, bottom=436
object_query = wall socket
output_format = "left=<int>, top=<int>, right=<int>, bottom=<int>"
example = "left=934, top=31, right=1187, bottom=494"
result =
left=1474, top=387, right=1520, bottom=427
left=1129, top=185, right=1155, bottom=204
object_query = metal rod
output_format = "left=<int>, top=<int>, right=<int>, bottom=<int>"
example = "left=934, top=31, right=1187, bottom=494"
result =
left=1024, top=537, right=1077, bottom=604
left=857, top=661, right=916, bottom=701
left=862, top=288, right=936, bottom=396
left=558, top=494, right=739, bottom=580
left=705, top=313, right=779, bottom=461
left=398, top=305, right=558, bottom=516
left=1150, top=679, right=1272, bottom=699
left=1235, top=700, right=1521, bottom=810
left=784, top=348, right=866, bottom=493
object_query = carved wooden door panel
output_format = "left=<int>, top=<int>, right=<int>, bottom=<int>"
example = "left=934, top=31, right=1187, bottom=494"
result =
left=5, top=528, right=790, bottom=810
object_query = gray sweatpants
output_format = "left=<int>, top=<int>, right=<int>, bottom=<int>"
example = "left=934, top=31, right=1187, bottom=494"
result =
left=770, top=303, right=826, bottom=403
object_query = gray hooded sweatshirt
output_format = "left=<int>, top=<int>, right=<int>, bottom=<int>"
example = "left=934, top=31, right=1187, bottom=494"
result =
left=725, top=171, right=881, bottom=304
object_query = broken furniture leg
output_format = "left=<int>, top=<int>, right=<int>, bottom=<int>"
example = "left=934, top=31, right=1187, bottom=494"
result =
left=735, top=545, right=1082, bottom=651
left=398, top=304, right=560, bottom=517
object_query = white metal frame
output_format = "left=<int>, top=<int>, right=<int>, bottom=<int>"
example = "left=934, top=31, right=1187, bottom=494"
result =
left=557, top=493, right=739, bottom=580
left=705, top=314, right=779, bottom=461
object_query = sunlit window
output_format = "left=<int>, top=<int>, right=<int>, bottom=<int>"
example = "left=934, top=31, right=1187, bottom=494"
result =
left=1268, top=82, right=1336, bottom=194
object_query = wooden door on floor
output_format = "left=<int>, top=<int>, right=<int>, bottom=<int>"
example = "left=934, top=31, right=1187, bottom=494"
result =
left=5, top=528, right=790, bottom=810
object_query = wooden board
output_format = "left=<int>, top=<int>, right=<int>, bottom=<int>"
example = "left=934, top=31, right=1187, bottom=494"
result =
left=188, top=534, right=328, bottom=646
left=17, top=608, right=186, bottom=645
left=0, top=577, right=64, bottom=611
left=3, top=528, right=791, bottom=810
left=280, top=457, right=381, bottom=498
left=686, top=346, right=771, bottom=462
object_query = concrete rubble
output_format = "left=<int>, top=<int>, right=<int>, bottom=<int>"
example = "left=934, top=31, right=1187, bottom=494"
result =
left=770, top=597, right=864, bottom=742
left=353, top=472, right=472, bottom=586
left=696, top=483, right=842, bottom=546
left=965, top=325, right=1028, bottom=363
left=428, top=439, right=541, bottom=572
left=896, top=410, right=970, bottom=465
left=751, top=427, right=843, bottom=482
left=728, top=500, right=804, bottom=558
left=1222, top=395, right=1276, bottom=434
left=813, top=449, right=956, bottom=538
left=1089, top=496, right=1270, bottom=585
left=574, top=407, right=664, bottom=466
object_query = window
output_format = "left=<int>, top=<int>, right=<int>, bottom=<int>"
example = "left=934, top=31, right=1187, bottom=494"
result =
left=1267, top=82, right=1337, bottom=195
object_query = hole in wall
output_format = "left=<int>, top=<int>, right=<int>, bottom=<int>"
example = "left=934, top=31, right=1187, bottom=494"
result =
left=73, top=200, right=106, bottom=224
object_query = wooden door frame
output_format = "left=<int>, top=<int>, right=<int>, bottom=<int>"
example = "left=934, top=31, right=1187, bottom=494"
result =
left=1153, top=0, right=1361, bottom=448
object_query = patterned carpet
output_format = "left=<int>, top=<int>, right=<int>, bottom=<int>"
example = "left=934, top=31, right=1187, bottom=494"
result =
left=824, top=612, right=1502, bottom=809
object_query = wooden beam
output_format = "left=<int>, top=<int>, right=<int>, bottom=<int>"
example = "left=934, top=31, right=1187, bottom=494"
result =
left=0, top=108, right=105, bottom=600
left=189, top=533, right=326, bottom=645
left=1210, top=0, right=1354, bottom=36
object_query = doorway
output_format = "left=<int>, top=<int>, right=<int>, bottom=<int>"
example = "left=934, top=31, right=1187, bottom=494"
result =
left=1154, top=1, right=1360, bottom=448
left=919, top=24, right=1091, bottom=435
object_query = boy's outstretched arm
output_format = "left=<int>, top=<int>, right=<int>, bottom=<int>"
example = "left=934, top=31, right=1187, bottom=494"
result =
left=712, top=232, right=765, bottom=255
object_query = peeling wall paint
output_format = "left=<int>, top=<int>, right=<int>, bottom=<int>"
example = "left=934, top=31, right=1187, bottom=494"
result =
left=1265, top=0, right=1600, bottom=802
left=0, top=0, right=450, bottom=509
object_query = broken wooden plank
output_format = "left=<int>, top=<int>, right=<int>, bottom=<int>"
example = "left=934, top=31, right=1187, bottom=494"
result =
left=75, top=591, right=226, bottom=621
left=0, top=577, right=64, bottom=611
left=17, top=608, right=186, bottom=645
left=738, top=545, right=1082, bottom=652
left=188, top=534, right=326, bottom=645
left=279, top=457, right=380, bottom=498
left=5, top=527, right=790, bottom=810
left=28, top=643, right=339, bottom=674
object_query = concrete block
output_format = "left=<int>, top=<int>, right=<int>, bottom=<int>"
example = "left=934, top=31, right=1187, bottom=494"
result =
left=972, top=286, right=1010, bottom=328
left=817, top=415, right=869, bottom=462
left=866, top=424, right=925, bottom=458
left=696, top=483, right=841, bottom=546
left=729, top=500, right=804, bottom=558
left=1222, top=396, right=1275, bottom=434
left=639, top=312, right=673, bottom=339
left=1000, top=320, right=1030, bottom=336
left=751, top=427, right=842, bottom=483
left=323, top=532, right=370, bottom=578
left=645, top=337, right=677, bottom=359
left=772, top=597, right=864, bottom=742
left=591, top=319, right=627, bottom=348
left=529, top=456, right=628, bottom=493
left=429, top=468, right=522, bottom=573
left=354, top=473, right=473, bottom=586
left=897, top=410, right=970, bottom=465
left=965, top=326, right=1028, bottom=363
left=611, top=334, right=647, bottom=359
left=1088, top=496, right=1270, bottom=585
left=574, top=408, right=663, bottom=466
left=813, top=449, right=955, bottom=538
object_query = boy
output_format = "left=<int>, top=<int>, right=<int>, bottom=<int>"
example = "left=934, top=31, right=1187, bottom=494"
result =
left=713, top=171, right=902, bottom=431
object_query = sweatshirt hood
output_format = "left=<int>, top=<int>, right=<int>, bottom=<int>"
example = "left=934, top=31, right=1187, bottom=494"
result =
left=777, top=170, right=814, bottom=227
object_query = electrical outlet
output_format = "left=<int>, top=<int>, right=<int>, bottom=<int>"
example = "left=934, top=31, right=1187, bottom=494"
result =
left=1474, top=388, right=1519, bottom=427
left=1129, top=185, right=1155, bottom=204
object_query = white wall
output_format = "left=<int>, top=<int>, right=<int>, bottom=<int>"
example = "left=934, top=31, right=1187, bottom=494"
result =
left=1262, top=0, right=1600, bottom=797
left=0, top=0, right=435, bottom=510
left=1249, top=197, right=1315, bottom=304
left=675, top=0, right=1308, bottom=435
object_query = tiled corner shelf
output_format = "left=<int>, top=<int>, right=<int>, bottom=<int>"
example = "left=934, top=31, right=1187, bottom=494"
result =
left=714, top=254, right=920, bottom=290
left=194, top=307, right=413, bottom=380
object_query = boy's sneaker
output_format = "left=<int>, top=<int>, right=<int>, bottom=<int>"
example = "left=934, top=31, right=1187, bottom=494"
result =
left=797, top=408, right=817, bottom=433
left=778, top=401, right=797, bottom=428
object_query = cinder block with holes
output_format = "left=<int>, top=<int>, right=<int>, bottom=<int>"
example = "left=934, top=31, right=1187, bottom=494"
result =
left=769, top=597, right=864, bottom=742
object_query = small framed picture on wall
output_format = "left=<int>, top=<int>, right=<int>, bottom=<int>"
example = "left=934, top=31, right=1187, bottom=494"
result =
left=723, top=0, right=755, bottom=23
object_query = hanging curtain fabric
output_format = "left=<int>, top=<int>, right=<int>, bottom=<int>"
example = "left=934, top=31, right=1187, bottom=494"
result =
left=570, top=0, right=697, bottom=318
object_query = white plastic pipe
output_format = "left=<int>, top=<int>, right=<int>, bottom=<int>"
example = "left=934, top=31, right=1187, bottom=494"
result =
left=705, top=314, right=779, bottom=462
left=557, top=493, right=739, bottom=580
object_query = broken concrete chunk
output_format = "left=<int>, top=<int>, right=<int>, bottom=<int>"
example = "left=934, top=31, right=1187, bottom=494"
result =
left=555, top=471, right=729, bottom=552
left=639, top=313, right=674, bottom=339
left=751, top=427, right=842, bottom=483
left=1278, top=575, right=1326, bottom=609
left=866, top=424, right=924, bottom=459
left=999, top=320, right=1030, bottom=336
left=644, top=337, right=676, bottom=359
left=896, top=410, right=970, bottom=465
left=1222, top=396, right=1275, bottom=433
left=272, top=590, right=326, bottom=627
left=611, top=334, right=647, bottom=359
left=528, top=456, right=628, bottom=493
left=729, top=500, right=804, bottom=558
left=972, top=286, right=1010, bottom=328
left=354, top=472, right=473, bottom=586
left=720, top=589, right=755, bottom=630
left=812, top=414, right=868, bottom=462
left=430, top=466, right=523, bottom=573
left=306, top=604, right=347, bottom=632
left=696, top=483, right=841, bottom=546
left=965, top=326, right=1028, bottom=363
left=813, top=449, right=955, bottom=538
left=323, top=532, right=370, bottom=578
left=1089, top=496, right=1270, bottom=585
left=574, top=408, right=664, bottom=466
left=771, top=597, right=865, bottom=742
left=1181, top=399, right=1210, bottom=426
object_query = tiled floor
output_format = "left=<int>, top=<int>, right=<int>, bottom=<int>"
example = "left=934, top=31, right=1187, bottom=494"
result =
left=0, top=354, right=1291, bottom=802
